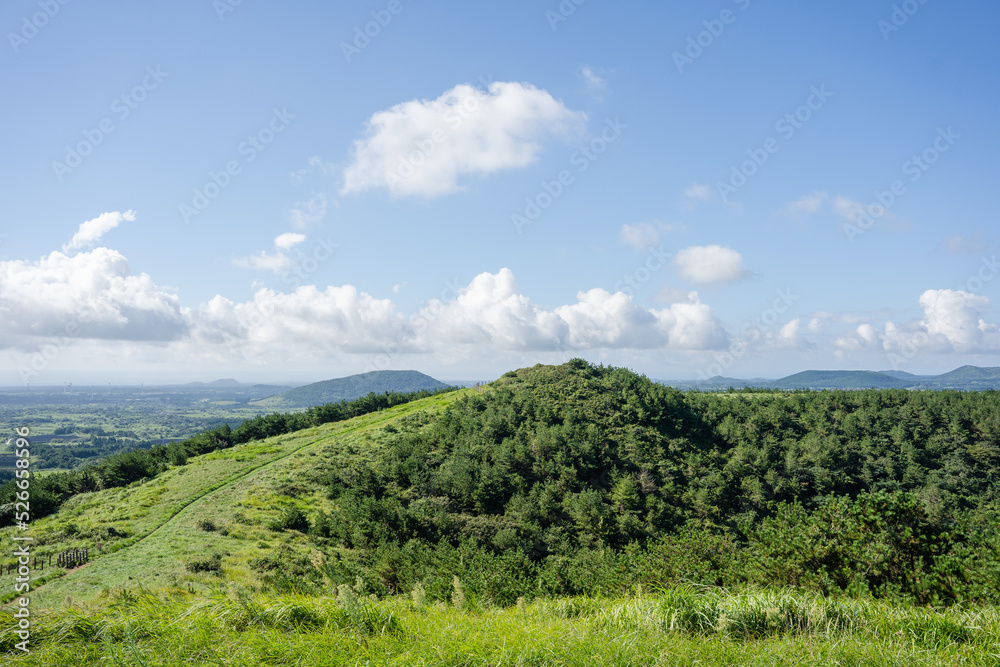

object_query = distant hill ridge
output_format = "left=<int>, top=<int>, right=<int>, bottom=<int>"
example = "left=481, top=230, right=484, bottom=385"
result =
left=664, top=365, right=1000, bottom=391
left=252, top=370, right=452, bottom=408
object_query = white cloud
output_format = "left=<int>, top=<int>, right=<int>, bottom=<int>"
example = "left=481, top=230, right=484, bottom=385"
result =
left=64, top=210, right=135, bottom=252
left=683, top=183, right=712, bottom=202
left=235, top=233, right=309, bottom=273
left=342, top=81, right=586, bottom=197
left=673, top=245, right=747, bottom=285
left=776, top=192, right=905, bottom=234
left=412, top=269, right=727, bottom=352
left=581, top=66, right=608, bottom=99
left=191, top=285, right=405, bottom=353
left=918, top=289, right=1000, bottom=352
left=233, top=251, right=294, bottom=273
left=780, top=191, right=828, bottom=218
left=291, top=156, right=336, bottom=184
left=834, top=289, right=1000, bottom=357
left=936, top=232, right=989, bottom=256
left=776, top=318, right=809, bottom=350
left=274, top=233, right=307, bottom=250
left=619, top=222, right=660, bottom=251
left=0, top=247, right=186, bottom=345
left=288, top=194, right=327, bottom=229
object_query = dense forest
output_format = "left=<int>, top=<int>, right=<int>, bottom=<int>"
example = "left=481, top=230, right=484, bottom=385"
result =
left=317, top=360, right=1000, bottom=605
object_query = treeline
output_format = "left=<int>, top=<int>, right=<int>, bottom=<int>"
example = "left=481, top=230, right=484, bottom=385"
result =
left=320, top=359, right=1000, bottom=604
left=0, top=387, right=455, bottom=528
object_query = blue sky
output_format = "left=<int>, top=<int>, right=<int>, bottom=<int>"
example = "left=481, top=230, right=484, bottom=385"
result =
left=2, top=0, right=998, bottom=384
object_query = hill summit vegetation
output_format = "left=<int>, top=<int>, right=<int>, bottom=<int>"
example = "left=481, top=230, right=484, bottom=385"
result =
left=323, top=359, right=1000, bottom=605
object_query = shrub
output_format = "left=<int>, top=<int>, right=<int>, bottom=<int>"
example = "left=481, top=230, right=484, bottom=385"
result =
left=185, top=553, right=223, bottom=575
left=268, top=505, right=310, bottom=533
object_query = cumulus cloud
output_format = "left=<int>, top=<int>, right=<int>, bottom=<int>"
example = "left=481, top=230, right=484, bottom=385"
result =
left=0, top=247, right=186, bottom=346
left=191, top=285, right=405, bottom=353
left=412, top=269, right=727, bottom=352
left=834, top=289, right=1000, bottom=357
left=64, top=210, right=135, bottom=252
left=673, top=245, right=747, bottom=285
left=274, top=233, right=307, bottom=250
left=342, top=81, right=586, bottom=197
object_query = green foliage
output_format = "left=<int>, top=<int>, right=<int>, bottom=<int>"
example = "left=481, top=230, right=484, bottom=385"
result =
left=268, top=505, right=310, bottom=533
left=184, top=553, right=223, bottom=574
left=314, top=359, right=1000, bottom=605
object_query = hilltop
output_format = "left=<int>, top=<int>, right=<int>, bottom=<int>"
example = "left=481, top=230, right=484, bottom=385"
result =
left=250, top=370, right=452, bottom=409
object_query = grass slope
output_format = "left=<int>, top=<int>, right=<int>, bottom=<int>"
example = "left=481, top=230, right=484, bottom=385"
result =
left=2, top=587, right=997, bottom=665
left=0, top=388, right=471, bottom=609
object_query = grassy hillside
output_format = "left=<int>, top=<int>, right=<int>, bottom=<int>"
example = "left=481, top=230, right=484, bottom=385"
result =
left=0, top=389, right=471, bottom=609
left=250, top=370, right=452, bottom=409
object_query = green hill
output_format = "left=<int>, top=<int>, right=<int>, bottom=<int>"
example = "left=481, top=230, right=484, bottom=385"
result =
left=769, top=370, right=908, bottom=390
left=4, top=360, right=1000, bottom=664
left=923, top=365, right=1000, bottom=389
left=251, top=370, right=452, bottom=409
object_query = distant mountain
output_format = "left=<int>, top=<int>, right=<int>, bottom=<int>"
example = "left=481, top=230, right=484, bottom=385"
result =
left=184, top=378, right=243, bottom=387
left=251, top=370, right=452, bottom=409
left=769, top=371, right=908, bottom=390
left=207, top=378, right=243, bottom=387
left=661, top=365, right=1000, bottom=392
left=921, top=366, right=1000, bottom=389
left=878, top=370, right=932, bottom=381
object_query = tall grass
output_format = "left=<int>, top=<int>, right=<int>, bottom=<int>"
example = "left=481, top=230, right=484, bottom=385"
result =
left=2, top=585, right=998, bottom=665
